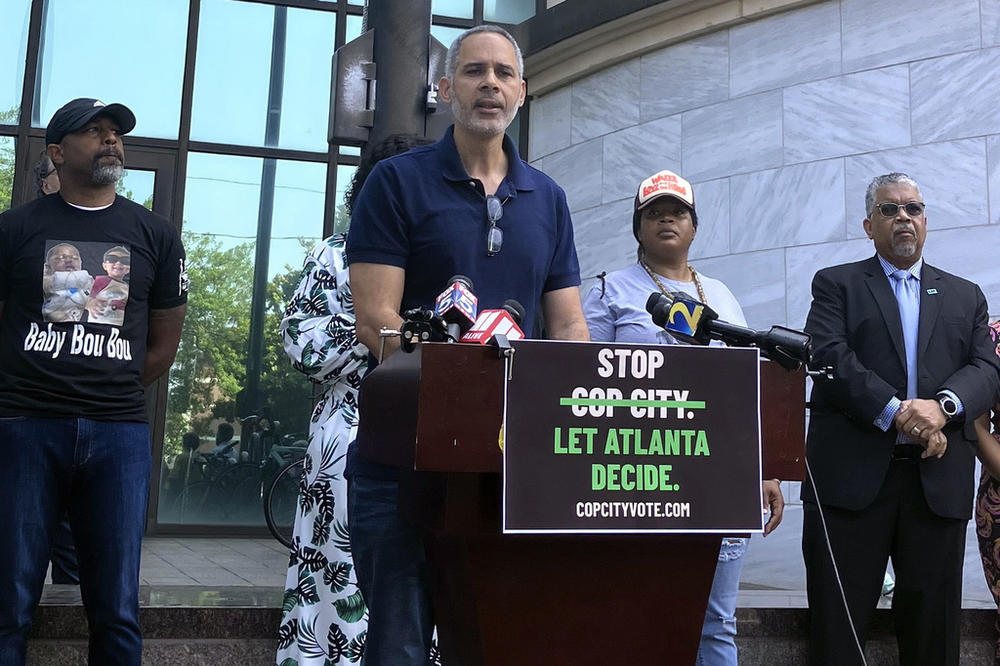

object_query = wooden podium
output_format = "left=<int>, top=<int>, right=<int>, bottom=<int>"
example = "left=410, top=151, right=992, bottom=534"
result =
left=357, top=342, right=805, bottom=665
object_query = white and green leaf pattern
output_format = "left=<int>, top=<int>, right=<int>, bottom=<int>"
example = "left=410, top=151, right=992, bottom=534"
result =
left=333, top=590, right=365, bottom=623
left=276, top=235, right=370, bottom=666
left=275, top=235, right=441, bottom=665
left=323, top=561, right=352, bottom=593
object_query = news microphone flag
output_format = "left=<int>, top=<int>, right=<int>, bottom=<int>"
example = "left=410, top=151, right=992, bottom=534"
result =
left=665, top=298, right=707, bottom=339
left=434, top=276, right=478, bottom=334
left=646, top=291, right=715, bottom=346
left=460, top=309, right=525, bottom=344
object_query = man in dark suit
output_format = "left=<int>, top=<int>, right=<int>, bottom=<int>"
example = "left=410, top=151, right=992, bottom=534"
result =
left=802, top=172, right=1000, bottom=665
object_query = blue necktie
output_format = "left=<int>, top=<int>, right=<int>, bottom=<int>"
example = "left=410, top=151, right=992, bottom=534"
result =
left=890, top=269, right=919, bottom=400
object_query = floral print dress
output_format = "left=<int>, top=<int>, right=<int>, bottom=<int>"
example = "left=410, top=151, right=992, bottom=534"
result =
left=974, top=320, right=1000, bottom=664
left=276, top=234, right=370, bottom=666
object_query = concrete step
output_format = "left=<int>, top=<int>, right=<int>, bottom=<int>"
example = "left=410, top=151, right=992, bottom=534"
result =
left=736, top=607, right=997, bottom=664
left=28, top=586, right=281, bottom=665
left=27, top=588, right=999, bottom=665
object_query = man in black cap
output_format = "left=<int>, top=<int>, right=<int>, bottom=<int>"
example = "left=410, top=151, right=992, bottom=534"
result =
left=0, top=98, right=187, bottom=665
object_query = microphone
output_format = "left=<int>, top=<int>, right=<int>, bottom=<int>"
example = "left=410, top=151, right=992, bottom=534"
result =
left=460, top=299, right=526, bottom=344
left=434, top=275, right=478, bottom=342
left=502, top=299, right=525, bottom=326
left=399, top=307, right=448, bottom=352
left=646, top=291, right=729, bottom=345
left=646, top=292, right=812, bottom=370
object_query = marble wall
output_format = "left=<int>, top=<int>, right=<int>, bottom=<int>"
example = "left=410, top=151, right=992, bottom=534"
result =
left=528, top=0, right=1000, bottom=329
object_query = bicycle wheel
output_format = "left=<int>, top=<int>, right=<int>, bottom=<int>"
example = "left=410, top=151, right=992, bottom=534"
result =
left=264, top=456, right=306, bottom=549
left=206, top=463, right=261, bottom=523
left=170, top=481, right=212, bottom=523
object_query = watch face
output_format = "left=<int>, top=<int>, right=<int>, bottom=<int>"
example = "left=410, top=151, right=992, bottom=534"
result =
left=939, top=397, right=958, bottom=416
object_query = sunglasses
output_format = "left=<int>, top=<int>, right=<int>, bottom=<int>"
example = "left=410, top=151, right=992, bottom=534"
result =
left=486, top=195, right=504, bottom=256
left=874, top=201, right=924, bottom=218
left=105, top=255, right=130, bottom=266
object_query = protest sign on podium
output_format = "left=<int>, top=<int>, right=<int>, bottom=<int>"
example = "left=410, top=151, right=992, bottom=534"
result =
left=502, top=341, right=762, bottom=534
left=356, top=341, right=804, bottom=665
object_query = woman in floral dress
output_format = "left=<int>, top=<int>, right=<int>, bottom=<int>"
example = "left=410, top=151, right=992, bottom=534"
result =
left=276, top=232, right=368, bottom=665
left=974, top=320, right=1000, bottom=664
left=276, top=135, right=431, bottom=666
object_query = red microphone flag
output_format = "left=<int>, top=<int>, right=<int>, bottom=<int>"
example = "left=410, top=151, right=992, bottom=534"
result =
left=460, top=309, right=525, bottom=344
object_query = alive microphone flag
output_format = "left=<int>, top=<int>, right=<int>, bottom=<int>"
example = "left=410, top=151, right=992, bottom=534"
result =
left=460, top=309, right=525, bottom=344
left=434, top=274, right=478, bottom=336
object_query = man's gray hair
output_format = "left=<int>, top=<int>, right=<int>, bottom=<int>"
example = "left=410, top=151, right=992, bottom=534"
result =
left=444, top=25, right=524, bottom=82
left=865, top=172, right=922, bottom=216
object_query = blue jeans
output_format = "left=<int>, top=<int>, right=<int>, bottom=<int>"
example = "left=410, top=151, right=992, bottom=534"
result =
left=697, top=537, right=749, bottom=666
left=50, top=512, right=80, bottom=585
left=0, top=416, right=150, bottom=666
left=347, top=473, right=433, bottom=666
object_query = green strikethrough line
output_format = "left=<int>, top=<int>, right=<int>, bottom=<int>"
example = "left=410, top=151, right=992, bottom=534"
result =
left=558, top=398, right=706, bottom=409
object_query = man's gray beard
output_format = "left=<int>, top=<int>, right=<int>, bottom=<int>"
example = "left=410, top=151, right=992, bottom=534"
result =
left=451, top=97, right=513, bottom=138
left=893, top=238, right=917, bottom=257
left=92, top=164, right=123, bottom=185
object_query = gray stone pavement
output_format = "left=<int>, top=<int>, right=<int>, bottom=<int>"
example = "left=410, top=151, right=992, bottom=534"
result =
left=40, top=488, right=998, bottom=611
left=137, top=536, right=289, bottom=588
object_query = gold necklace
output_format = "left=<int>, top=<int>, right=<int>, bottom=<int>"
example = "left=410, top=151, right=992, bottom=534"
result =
left=640, top=260, right=708, bottom=305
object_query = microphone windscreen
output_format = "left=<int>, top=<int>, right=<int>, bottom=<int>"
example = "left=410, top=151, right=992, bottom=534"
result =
left=502, top=299, right=525, bottom=325
left=447, top=274, right=474, bottom=291
left=646, top=292, right=667, bottom=316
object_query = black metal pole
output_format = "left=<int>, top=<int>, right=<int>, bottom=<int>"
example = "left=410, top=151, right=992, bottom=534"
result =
left=366, top=0, right=432, bottom=145
left=245, top=5, right=286, bottom=416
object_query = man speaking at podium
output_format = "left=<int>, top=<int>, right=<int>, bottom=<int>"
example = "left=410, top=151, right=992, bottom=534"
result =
left=802, top=172, right=1000, bottom=664
left=345, top=26, right=588, bottom=664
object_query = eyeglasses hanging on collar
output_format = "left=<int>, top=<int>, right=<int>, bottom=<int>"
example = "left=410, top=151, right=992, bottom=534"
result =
left=486, top=194, right=504, bottom=256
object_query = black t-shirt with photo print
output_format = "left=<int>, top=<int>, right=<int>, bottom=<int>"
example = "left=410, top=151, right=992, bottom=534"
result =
left=0, top=194, right=187, bottom=421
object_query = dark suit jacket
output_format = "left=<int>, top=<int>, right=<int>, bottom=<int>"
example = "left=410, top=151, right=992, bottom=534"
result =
left=802, top=255, right=1000, bottom=520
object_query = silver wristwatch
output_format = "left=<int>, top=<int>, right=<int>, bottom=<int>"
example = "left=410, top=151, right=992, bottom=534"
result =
left=937, top=393, right=959, bottom=421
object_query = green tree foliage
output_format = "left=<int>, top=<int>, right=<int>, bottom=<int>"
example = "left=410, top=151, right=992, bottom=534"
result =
left=0, top=106, right=17, bottom=213
left=0, top=139, right=12, bottom=213
left=333, top=201, right=350, bottom=235
left=164, top=231, right=314, bottom=456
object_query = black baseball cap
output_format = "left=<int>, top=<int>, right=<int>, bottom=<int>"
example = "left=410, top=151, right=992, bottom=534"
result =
left=45, top=98, right=136, bottom=145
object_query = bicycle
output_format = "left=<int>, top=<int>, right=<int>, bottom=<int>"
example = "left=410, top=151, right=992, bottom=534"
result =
left=167, top=416, right=307, bottom=525
left=168, top=441, right=240, bottom=522
left=198, top=415, right=306, bottom=524
left=263, top=453, right=307, bottom=549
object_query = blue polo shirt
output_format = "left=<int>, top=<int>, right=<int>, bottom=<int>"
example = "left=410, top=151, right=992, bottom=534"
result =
left=346, top=126, right=580, bottom=336
left=345, top=126, right=581, bottom=479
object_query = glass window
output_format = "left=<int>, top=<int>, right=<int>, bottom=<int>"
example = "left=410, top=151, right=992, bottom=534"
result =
left=507, top=112, right=521, bottom=149
left=432, top=24, right=466, bottom=49
left=0, top=136, right=14, bottom=212
left=334, top=164, right=357, bottom=234
left=270, top=159, right=327, bottom=279
left=34, top=0, right=188, bottom=138
left=484, top=0, right=536, bottom=24
left=433, top=0, right=473, bottom=19
left=345, top=14, right=363, bottom=44
left=158, top=152, right=325, bottom=527
left=191, top=0, right=337, bottom=151
left=118, top=169, right=155, bottom=210
left=1, top=0, right=31, bottom=124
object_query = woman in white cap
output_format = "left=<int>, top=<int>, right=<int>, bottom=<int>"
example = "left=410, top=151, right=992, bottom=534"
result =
left=582, top=169, right=783, bottom=665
